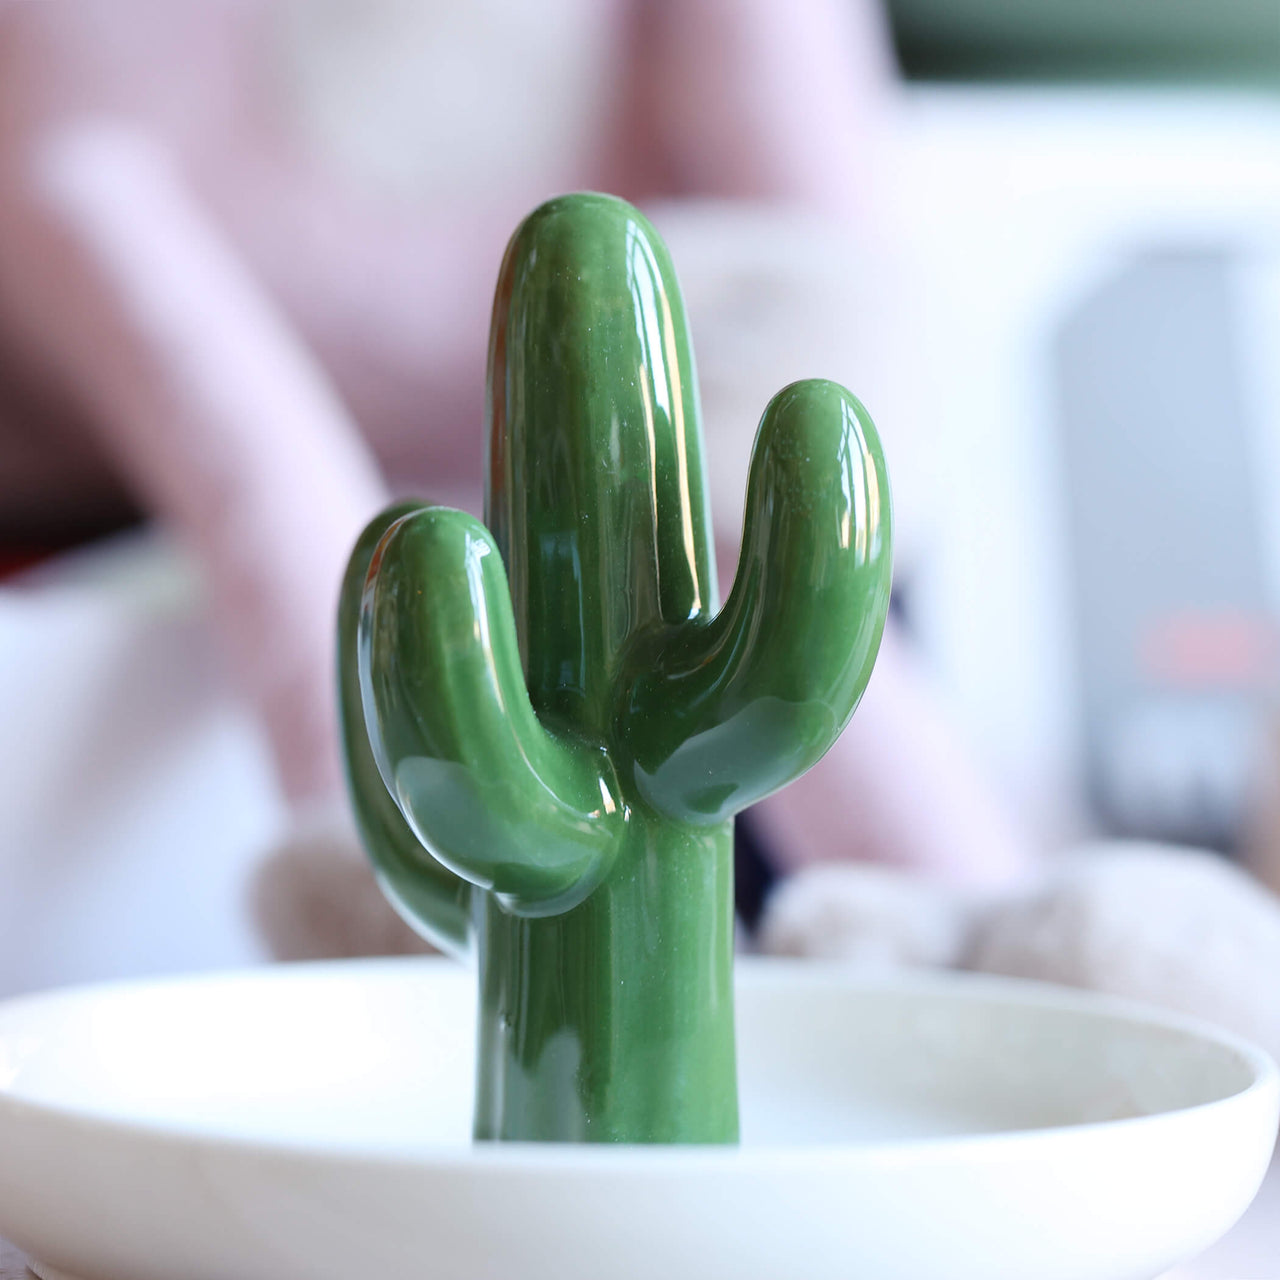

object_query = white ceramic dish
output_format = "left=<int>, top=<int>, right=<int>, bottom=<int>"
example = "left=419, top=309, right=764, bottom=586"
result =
left=0, top=958, right=1275, bottom=1280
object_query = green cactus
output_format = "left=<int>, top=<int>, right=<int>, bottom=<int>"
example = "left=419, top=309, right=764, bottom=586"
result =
left=339, top=193, right=892, bottom=1143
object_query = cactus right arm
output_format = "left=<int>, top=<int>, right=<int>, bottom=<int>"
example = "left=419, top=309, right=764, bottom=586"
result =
left=358, top=506, right=627, bottom=918
left=618, top=380, right=893, bottom=826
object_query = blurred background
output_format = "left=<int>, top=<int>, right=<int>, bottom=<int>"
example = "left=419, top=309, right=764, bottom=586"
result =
left=3, top=2, right=1280, bottom=1273
left=0, top=2, right=1278, bottom=1008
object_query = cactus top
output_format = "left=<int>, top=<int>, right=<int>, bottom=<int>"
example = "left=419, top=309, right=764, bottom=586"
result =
left=486, top=193, right=718, bottom=739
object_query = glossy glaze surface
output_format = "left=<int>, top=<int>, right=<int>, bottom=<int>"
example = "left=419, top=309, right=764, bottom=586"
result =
left=338, top=193, right=893, bottom=1142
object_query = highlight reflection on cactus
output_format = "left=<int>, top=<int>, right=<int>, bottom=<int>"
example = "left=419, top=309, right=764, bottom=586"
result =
left=338, top=193, right=892, bottom=1143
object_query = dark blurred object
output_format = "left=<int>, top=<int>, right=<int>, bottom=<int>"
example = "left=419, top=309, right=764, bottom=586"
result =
left=888, top=0, right=1280, bottom=84
left=734, top=814, right=779, bottom=931
left=0, top=359, right=138, bottom=547
left=0, top=549, right=55, bottom=579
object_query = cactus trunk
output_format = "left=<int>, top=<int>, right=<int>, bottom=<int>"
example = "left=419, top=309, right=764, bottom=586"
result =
left=472, top=196, right=734, bottom=1140
left=475, top=813, right=736, bottom=1143
left=339, top=193, right=893, bottom=1143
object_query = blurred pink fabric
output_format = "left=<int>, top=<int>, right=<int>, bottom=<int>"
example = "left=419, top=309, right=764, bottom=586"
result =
left=0, top=0, right=1030, bottom=889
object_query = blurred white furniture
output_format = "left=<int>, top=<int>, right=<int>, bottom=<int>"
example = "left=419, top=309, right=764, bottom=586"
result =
left=0, top=533, right=276, bottom=998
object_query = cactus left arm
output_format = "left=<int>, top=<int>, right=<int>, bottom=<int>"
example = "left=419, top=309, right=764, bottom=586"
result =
left=340, top=503, right=476, bottom=957
left=360, top=506, right=627, bottom=917
left=619, top=379, right=893, bottom=825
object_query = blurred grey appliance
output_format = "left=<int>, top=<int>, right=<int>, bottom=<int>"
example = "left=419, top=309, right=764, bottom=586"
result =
left=1056, top=247, right=1278, bottom=849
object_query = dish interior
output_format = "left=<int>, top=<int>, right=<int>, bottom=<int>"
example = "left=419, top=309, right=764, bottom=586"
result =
left=0, top=960, right=1261, bottom=1150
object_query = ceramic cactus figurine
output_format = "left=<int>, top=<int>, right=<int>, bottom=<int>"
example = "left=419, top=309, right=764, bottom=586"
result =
left=338, top=193, right=892, bottom=1143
